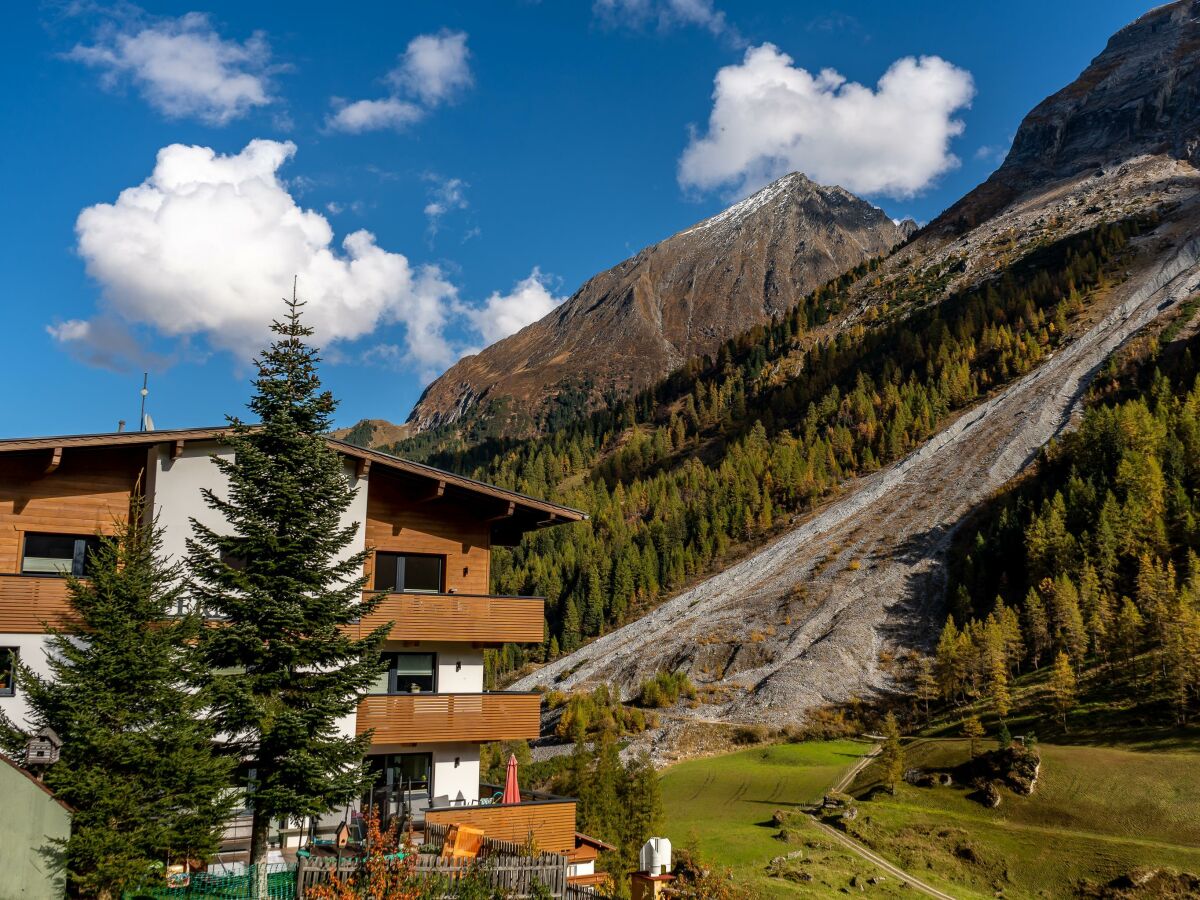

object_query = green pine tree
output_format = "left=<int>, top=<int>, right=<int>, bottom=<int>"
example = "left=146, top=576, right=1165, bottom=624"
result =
left=188, top=294, right=390, bottom=894
left=12, top=502, right=233, bottom=899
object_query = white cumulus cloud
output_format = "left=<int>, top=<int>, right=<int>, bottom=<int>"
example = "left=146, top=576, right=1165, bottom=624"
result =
left=389, top=30, right=473, bottom=106
left=67, top=12, right=275, bottom=125
left=62, top=139, right=462, bottom=376
left=678, top=44, right=975, bottom=199
left=327, top=30, right=471, bottom=134
left=327, top=97, right=424, bottom=134
left=594, top=0, right=731, bottom=36
left=467, top=269, right=564, bottom=347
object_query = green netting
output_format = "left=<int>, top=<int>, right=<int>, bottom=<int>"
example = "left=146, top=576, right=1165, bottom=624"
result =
left=125, top=863, right=296, bottom=900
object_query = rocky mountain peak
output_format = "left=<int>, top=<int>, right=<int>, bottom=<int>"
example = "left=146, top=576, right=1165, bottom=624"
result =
left=406, top=174, right=908, bottom=435
left=934, top=0, right=1200, bottom=232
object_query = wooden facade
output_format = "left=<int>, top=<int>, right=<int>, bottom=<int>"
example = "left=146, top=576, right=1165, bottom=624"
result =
left=0, top=447, right=141, bottom=574
left=364, top=469, right=495, bottom=595
left=356, top=692, right=542, bottom=744
left=424, top=799, right=579, bottom=854
left=0, top=445, right=141, bottom=632
left=351, top=592, right=545, bottom=644
left=0, top=575, right=75, bottom=632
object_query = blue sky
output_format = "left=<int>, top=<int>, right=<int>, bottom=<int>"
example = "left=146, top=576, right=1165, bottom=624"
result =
left=1, top=0, right=1152, bottom=436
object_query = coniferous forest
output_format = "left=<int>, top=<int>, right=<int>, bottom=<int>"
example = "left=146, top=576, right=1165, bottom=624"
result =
left=938, top=318, right=1200, bottom=726
left=381, top=216, right=1161, bottom=682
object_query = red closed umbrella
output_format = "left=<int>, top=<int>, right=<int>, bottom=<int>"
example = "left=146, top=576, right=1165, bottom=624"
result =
left=501, top=753, right=521, bottom=805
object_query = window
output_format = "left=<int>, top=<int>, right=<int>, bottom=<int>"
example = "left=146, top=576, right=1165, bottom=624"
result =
left=365, top=752, right=432, bottom=816
left=370, top=652, right=437, bottom=694
left=374, top=553, right=444, bottom=593
left=0, top=648, right=14, bottom=697
left=21, top=533, right=101, bottom=577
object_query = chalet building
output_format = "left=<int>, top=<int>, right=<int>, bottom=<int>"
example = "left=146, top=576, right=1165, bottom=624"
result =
left=0, top=427, right=588, bottom=857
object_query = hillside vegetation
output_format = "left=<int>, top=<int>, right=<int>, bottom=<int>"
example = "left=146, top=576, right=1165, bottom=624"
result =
left=385, top=217, right=1159, bottom=682
left=933, top=319, right=1200, bottom=729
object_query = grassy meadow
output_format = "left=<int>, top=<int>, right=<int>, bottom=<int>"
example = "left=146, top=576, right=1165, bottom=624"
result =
left=842, top=737, right=1200, bottom=898
left=658, top=735, right=1200, bottom=898
left=659, top=740, right=926, bottom=898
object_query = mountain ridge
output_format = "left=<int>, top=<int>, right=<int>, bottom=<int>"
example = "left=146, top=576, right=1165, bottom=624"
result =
left=932, top=0, right=1200, bottom=234
left=405, top=173, right=911, bottom=436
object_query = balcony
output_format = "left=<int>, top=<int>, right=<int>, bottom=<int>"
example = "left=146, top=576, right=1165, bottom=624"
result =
left=0, top=574, right=76, bottom=633
left=350, top=592, right=545, bottom=645
left=424, top=785, right=578, bottom=854
left=357, top=692, right=541, bottom=744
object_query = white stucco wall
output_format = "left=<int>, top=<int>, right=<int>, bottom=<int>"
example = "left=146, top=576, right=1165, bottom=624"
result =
left=150, top=440, right=369, bottom=577
left=432, top=645, right=485, bottom=693
left=431, top=743, right=480, bottom=804
left=0, top=633, right=56, bottom=729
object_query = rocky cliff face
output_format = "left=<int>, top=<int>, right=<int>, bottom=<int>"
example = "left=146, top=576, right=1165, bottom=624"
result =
left=934, top=0, right=1200, bottom=233
left=407, top=174, right=909, bottom=434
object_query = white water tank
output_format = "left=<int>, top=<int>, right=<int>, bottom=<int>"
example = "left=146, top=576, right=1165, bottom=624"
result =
left=639, top=837, right=672, bottom=876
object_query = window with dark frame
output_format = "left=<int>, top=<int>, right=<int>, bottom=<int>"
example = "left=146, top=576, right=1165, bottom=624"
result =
left=373, top=552, right=444, bottom=593
left=0, top=647, right=15, bottom=697
left=365, top=752, right=433, bottom=813
left=369, top=651, right=437, bottom=694
left=21, top=533, right=101, bottom=577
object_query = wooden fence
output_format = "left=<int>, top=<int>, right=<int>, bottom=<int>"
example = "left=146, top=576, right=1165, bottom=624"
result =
left=295, top=847, right=570, bottom=898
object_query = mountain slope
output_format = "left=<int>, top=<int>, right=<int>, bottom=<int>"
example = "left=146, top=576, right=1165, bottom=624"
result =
left=407, top=174, right=910, bottom=434
left=512, top=1, right=1200, bottom=727
left=933, top=0, right=1200, bottom=233
left=517, top=206, right=1200, bottom=721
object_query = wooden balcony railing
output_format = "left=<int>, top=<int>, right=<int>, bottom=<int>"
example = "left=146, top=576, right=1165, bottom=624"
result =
left=0, top=575, right=77, bottom=633
left=357, top=692, right=541, bottom=744
left=424, top=795, right=578, bottom=854
left=0, top=578, right=545, bottom=646
left=350, top=592, right=545, bottom=645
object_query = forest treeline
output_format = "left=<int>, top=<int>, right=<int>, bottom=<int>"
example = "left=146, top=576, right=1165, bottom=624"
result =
left=937, top=320, right=1200, bottom=725
left=384, top=216, right=1158, bottom=681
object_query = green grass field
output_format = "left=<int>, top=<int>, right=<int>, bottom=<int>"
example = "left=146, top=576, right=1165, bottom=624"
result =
left=845, top=738, right=1200, bottom=898
left=659, top=740, right=926, bottom=898
left=659, top=736, right=1200, bottom=898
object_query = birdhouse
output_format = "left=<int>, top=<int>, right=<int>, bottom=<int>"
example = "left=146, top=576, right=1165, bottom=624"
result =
left=24, top=726, right=62, bottom=768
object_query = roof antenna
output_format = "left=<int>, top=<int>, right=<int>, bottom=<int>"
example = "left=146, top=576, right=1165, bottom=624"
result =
left=139, top=373, right=150, bottom=432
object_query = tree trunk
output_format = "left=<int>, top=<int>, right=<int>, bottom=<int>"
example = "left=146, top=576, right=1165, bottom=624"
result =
left=249, top=810, right=271, bottom=899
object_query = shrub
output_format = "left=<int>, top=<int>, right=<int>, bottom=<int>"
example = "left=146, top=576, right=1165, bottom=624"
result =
left=554, top=684, right=648, bottom=739
left=732, top=724, right=769, bottom=745
left=637, top=670, right=697, bottom=708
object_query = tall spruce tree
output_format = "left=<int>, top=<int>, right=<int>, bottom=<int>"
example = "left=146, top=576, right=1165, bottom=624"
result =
left=11, top=501, right=233, bottom=899
left=188, top=294, right=390, bottom=894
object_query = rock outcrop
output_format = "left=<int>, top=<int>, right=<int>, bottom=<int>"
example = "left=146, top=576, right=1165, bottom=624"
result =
left=933, top=0, right=1200, bottom=233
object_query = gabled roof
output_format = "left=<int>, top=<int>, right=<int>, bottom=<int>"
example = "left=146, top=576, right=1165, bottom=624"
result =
left=0, top=426, right=587, bottom=527
left=0, top=752, right=74, bottom=813
left=575, top=832, right=617, bottom=852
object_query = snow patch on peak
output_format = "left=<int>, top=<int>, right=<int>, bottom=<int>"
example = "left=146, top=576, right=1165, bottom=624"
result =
left=677, top=172, right=815, bottom=238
